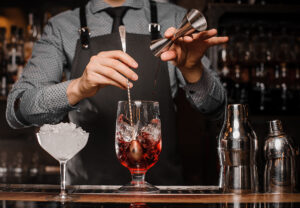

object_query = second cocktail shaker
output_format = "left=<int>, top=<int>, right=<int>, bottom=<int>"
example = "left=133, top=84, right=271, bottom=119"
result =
left=264, top=120, right=296, bottom=193
left=218, top=104, right=259, bottom=193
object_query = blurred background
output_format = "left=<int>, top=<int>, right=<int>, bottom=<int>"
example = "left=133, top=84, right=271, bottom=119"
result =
left=0, top=0, right=299, bottom=190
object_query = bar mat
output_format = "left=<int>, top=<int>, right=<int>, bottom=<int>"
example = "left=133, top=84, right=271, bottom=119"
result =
left=0, top=184, right=221, bottom=194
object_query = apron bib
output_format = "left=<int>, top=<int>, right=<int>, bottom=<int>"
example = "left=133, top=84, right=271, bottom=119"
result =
left=67, top=1, right=182, bottom=185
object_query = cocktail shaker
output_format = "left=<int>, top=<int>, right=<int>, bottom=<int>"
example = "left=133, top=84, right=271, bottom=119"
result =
left=150, top=9, right=207, bottom=57
left=218, top=104, right=259, bottom=193
left=264, top=120, right=296, bottom=193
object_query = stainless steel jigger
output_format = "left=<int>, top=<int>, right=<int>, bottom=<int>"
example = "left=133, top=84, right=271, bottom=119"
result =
left=150, top=9, right=207, bottom=57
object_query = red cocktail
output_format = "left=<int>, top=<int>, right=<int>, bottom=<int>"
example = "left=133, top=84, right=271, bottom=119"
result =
left=116, top=127, right=162, bottom=173
left=115, top=101, right=161, bottom=193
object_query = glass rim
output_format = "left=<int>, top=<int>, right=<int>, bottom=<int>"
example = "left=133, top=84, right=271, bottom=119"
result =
left=118, top=100, right=159, bottom=105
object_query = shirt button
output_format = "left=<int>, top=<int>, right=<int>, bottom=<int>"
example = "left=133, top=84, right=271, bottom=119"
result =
left=189, top=90, right=195, bottom=94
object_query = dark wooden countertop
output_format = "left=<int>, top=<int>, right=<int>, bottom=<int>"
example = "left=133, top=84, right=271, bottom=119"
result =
left=0, top=184, right=300, bottom=204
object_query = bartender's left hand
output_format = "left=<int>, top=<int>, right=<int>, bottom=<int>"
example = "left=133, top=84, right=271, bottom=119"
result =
left=160, top=27, right=228, bottom=83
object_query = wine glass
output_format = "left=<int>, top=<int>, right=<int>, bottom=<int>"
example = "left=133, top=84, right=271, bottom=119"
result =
left=36, top=123, right=89, bottom=201
left=115, top=100, right=161, bottom=193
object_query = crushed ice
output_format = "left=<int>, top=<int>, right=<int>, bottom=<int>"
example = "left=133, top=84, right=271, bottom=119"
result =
left=117, top=115, right=161, bottom=142
left=39, top=122, right=88, bottom=136
left=37, top=122, right=89, bottom=161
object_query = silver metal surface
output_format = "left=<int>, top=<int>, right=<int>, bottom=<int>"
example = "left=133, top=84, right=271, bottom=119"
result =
left=119, top=26, right=133, bottom=126
left=264, top=120, right=296, bottom=193
left=218, top=104, right=259, bottom=193
left=119, top=26, right=126, bottom=53
left=0, top=184, right=220, bottom=194
left=149, top=9, right=207, bottom=57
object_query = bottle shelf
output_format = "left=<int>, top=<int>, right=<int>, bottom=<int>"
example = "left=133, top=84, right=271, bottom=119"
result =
left=207, top=3, right=300, bottom=15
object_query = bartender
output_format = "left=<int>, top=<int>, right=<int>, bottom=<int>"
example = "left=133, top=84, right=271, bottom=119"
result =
left=6, top=0, right=228, bottom=185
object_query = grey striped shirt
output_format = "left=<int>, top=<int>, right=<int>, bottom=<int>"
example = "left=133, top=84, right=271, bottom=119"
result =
left=6, top=0, right=226, bottom=129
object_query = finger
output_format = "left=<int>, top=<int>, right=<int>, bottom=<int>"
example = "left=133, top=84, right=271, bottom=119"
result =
left=205, top=36, right=229, bottom=46
left=97, top=50, right=138, bottom=69
left=92, top=73, right=129, bottom=90
left=94, top=64, right=133, bottom=89
left=98, top=57, right=138, bottom=81
left=182, top=35, right=194, bottom=42
left=177, top=29, right=217, bottom=43
left=160, top=50, right=177, bottom=62
left=164, top=27, right=176, bottom=38
left=192, top=29, right=218, bottom=40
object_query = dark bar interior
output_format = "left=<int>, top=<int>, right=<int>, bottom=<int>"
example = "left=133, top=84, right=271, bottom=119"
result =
left=0, top=0, right=299, bottom=206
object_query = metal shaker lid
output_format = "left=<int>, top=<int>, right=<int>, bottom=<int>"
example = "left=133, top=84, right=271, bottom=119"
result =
left=269, top=120, right=284, bottom=136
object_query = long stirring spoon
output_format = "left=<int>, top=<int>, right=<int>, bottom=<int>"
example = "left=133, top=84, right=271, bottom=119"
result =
left=118, top=26, right=142, bottom=161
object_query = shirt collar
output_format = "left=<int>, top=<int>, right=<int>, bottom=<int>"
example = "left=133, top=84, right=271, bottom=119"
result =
left=90, top=0, right=145, bottom=14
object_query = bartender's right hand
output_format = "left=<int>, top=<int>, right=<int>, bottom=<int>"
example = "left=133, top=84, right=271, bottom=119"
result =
left=67, top=50, right=138, bottom=106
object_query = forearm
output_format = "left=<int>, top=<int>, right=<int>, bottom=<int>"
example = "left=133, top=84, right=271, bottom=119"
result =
left=67, top=78, right=85, bottom=106
left=185, top=69, right=225, bottom=110
left=177, top=57, right=226, bottom=119
left=6, top=81, right=75, bottom=128
left=178, top=62, right=203, bottom=84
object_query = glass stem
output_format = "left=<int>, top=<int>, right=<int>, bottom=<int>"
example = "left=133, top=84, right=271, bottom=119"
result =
left=131, top=172, right=146, bottom=186
left=60, top=161, right=67, bottom=198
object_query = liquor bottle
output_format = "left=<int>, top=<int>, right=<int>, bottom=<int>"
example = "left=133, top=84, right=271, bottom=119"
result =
left=43, top=12, right=51, bottom=29
left=17, top=28, right=25, bottom=80
left=233, top=65, right=241, bottom=102
left=259, top=82, right=266, bottom=112
left=293, top=67, right=300, bottom=114
left=0, top=151, right=8, bottom=183
left=11, top=152, right=24, bottom=183
left=232, top=65, right=248, bottom=104
left=17, top=28, right=25, bottom=61
left=0, top=59, right=7, bottom=97
left=24, top=13, right=37, bottom=63
left=220, top=64, right=231, bottom=92
left=218, top=29, right=233, bottom=99
left=275, top=27, right=293, bottom=64
left=0, top=27, right=6, bottom=59
left=280, top=63, right=288, bottom=112
left=0, top=28, right=7, bottom=97
left=253, top=63, right=266, bottom=112
left=271, top=65, right=281, bottom=112
left=6, top=26, right=22, bottom=92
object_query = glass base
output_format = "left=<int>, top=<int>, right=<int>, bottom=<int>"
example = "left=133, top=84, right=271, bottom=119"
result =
left=117, top=181, right=159, bottom=194
left=49, top=193, right=77, bottom=202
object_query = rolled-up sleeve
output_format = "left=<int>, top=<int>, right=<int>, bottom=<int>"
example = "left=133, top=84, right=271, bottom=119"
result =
left=176, top=56, right=226, bottom=120
left=6, top=19, right=75, bottom=129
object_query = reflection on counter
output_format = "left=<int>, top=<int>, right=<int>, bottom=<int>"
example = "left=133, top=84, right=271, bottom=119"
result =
left=0, top=202, right=299, bottom=208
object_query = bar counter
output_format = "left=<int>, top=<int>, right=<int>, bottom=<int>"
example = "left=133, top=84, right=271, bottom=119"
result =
left=0, top=184, right=300, bottom=207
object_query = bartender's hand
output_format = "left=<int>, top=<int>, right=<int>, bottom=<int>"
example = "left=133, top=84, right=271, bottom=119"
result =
left=161, top=27, right=228, bottom=83
left=67, top=50, right=138, bottom=105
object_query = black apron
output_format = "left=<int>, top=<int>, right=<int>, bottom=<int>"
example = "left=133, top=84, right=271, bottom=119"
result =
left=67, top=1, right=182, bottom=185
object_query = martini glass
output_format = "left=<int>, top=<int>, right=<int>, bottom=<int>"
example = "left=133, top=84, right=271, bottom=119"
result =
left=36, top=123, right=89, bottom=201
left=115, top=100, right=161, bottom=193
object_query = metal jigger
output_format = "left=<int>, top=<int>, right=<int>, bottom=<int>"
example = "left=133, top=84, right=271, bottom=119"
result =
left=150, top=9, right=207, bottom=57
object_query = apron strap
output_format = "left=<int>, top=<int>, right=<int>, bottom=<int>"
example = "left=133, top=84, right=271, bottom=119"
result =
left=79, top=1, right=160, bottom=48
left=79, top=5, right=90, bottom=49
left=149, top=0, right=161, bottom=40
